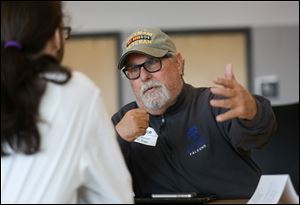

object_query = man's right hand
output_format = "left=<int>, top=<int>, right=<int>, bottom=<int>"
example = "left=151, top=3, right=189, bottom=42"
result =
left=115, top=109, right=149, bottom=142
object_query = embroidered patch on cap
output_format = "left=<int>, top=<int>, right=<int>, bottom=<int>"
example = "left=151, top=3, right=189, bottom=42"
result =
left=126, top=31, right=153, bottom=49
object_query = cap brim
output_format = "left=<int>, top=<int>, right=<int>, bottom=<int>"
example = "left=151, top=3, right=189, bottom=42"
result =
left=118, top=47, right=168, bottom=70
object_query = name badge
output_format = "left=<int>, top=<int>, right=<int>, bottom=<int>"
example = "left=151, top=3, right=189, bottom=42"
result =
left=134, top=127, right=158, bottom=146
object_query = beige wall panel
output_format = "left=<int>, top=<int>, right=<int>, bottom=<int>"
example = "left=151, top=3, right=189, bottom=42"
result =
left=170, top=33, right=248, bottom=89
left=63, top=37, right=118, bottom=116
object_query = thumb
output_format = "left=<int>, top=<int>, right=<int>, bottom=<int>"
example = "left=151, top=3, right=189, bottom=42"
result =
left=225, top=64, right=235, bottom=80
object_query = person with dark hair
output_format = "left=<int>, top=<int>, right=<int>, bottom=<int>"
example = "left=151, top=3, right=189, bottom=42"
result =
left=112, top=28, right=277, bottom=199
left=1, top=2, right=133, bottom=203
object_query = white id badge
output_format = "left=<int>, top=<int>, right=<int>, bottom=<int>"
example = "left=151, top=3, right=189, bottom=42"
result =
left=134, top=127, right=159, bottom=146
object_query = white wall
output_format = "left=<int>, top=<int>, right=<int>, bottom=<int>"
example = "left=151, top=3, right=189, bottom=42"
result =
left=253, top=26, right=299, bottom=105
left=64, top=1, right=299, bottom=106
left=65, top=1, right=298, bottom=32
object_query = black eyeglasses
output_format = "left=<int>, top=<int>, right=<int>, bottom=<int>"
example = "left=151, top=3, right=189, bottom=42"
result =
left=121, top=54, right=173, bottom=80
left=61, top=26, right=71, bottom=40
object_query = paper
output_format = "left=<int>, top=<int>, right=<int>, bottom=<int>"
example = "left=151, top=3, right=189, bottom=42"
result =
left=247, top=174, right=299, bottom=204
left=134, top=127, right=158, bottom=146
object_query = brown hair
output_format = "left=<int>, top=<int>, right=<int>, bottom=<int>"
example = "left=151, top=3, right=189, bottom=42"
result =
left=1, top=1, right=72, bottom=156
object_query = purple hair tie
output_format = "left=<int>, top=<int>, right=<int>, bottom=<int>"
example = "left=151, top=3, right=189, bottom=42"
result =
left=4, top=41, right=23, bottom=50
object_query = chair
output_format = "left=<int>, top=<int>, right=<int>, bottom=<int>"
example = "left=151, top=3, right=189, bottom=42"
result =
left=252, top=103, right=299, bottom=193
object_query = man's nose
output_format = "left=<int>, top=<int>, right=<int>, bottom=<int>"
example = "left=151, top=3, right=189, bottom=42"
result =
left=140, top=67, right=152, bottom=81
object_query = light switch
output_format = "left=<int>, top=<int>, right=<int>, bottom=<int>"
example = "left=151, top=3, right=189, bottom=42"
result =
left=255, top=75, right=279, bottom=98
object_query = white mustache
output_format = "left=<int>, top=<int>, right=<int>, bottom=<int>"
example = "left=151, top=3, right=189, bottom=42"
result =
left=139, top=80, right=171, bottom=110
left=140, top=80, right=162, bottom=96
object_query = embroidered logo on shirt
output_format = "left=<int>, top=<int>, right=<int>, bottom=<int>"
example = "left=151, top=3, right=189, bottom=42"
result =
left=186, top=126, right=207, bottom=156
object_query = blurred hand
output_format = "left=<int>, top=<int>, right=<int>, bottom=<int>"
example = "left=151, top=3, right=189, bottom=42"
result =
left=116, top=108, right=149, bottom=142
left=210, top=64, right=257, bottom=122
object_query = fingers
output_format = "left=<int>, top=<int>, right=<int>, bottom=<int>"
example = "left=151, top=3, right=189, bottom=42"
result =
left=225, top=63, right=236, bottom=80
left=138, top=119, right=149, bottom=130
left=128, top=108, right=149, bottom=122
left=211, top=64, right=255, bottom=122
left=134, top=128, right=148, bottom=139
left=210, top=99, right=232, bottom=109
left=134, top=109, right=149, bottom=119
left=213, top=64, right=237, bottom=89
left=116, top=108, right=150, bottom=142
left=136, top=115, right=149, bottom=125
left=210, top=99, right=239, bottom=122
left=210, top=86, right=235, bottom=98
left=215, top=110, right=237, bottom=122
left=213, top=77, right=235, bottom=89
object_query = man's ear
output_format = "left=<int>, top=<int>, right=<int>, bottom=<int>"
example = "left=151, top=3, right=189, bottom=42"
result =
left=175, top=52, right=185, bottom=76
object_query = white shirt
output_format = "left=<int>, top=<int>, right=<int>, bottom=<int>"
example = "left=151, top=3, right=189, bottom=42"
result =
left=1, top=71, right=134, bottom=204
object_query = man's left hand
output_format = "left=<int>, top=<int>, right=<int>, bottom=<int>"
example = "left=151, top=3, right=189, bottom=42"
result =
left=210, top=64, right=257, bottom=122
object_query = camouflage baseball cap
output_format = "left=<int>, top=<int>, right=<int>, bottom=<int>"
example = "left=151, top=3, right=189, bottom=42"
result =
left=118, top=28, right=176, bottom=70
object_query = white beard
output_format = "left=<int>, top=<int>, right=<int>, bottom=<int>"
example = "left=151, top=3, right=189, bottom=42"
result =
left=139, top=80, right=171, bottom=110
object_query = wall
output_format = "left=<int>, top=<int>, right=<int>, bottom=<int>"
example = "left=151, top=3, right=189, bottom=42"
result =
left=64, top=2, right=298, bottom=32
left=64, top=1, right=299, bottom=106
left=252, top=26, right=299, bottom=105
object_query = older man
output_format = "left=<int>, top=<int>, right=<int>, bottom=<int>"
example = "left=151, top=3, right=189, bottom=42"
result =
left=112, top=28, right=276, bottom=199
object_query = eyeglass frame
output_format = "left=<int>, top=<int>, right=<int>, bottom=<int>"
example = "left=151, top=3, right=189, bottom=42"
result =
left=121, top=53, right=174, bottom=80
left=61, top=26, right=71, bottom=40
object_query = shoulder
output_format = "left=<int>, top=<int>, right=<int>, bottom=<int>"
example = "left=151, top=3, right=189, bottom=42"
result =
left=66, top=71, right=101, bottom=95
left=40, top=71, right=103, bottom=120
left=51, top=71, right=101, bottom=101
left=184, top=83, right=211, bottom=100
left=63, top=71, right=104, bottom=110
